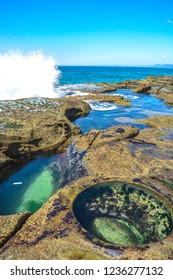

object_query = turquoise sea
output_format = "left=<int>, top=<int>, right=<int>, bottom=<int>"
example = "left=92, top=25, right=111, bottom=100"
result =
left=59, top=66, right=173, bottom=85
left=0, top=66, right=173, bottom=215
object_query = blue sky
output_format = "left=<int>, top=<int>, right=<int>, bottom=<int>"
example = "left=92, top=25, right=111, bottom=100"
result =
left=0, top=0, right=173, bottom=65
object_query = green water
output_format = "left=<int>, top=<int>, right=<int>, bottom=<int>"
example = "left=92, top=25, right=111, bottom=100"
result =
left=0, top=142, right=87, bottom=215
left=73, top=182, right=173, bottom=245
left=0, top=156, right=58, bottom=214
left=88, top=217, right=145, bottom=246
left=16, top=169, right=53, bottom=213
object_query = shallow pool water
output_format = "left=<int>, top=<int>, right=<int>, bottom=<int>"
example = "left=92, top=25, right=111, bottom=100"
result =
left=73, top=182, right=173, bottom=246
left=74, top=89, right=173, bottom=133
left=0, top=143, right=87, bottom=214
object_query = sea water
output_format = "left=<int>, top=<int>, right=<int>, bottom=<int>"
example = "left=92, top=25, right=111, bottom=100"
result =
left=58, top=65, right=173, bottom=85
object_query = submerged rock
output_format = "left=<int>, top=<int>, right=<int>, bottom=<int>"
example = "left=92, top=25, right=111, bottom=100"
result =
left=88, top=217, right=144, bottom=246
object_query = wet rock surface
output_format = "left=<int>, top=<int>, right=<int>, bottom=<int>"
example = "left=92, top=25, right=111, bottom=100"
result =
left=91, top=75, right=173, bottom=105
left=61, top=94, right=131, bottom=106
left=81, top=94, right=130, bottom=106
left=80, top=83, right=117, bottom=94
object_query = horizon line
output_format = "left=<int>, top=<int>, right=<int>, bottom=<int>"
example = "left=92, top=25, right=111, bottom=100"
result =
left=58, top=64, right=173, bottom=68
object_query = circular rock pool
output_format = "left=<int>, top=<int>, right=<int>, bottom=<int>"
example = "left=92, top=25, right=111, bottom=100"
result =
left=73, top=182, right=173, bottom=246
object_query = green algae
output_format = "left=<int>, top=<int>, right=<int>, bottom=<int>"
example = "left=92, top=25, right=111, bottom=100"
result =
left=88, top=217, right=145, bottom=246
left=73, top=182, right=173, bottom=246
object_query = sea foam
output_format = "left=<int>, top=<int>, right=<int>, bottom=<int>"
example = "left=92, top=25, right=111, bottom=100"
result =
left=0, top=51, right=60, bottom=100
left=88, top=101, right=118, bottom=111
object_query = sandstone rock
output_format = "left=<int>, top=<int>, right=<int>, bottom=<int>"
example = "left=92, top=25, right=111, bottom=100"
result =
left=0, top=98, right=91, bottom=178
left=64, top=94, right=131, bottom=106
left=132, top=85, right=151, bottom=94
left=135, top=128, right=173, bottom=150
left=0, top=212, right=31, bottom=248
left=0, top=176, right=172, bottom=260
left=0, top=75, right=173, bottom=261
left=90, top=126, right=139, bottom=149
left=81, top=83, right=117, bottom=94
left=82, top=127, right=173, bottom=180
left=73, top=126, right=139, bottom=152
left=137, top=115, right=173, bottom=129
left=156, top=87, right=173, bottom=105
left=114, top=80, right=142, bottom=89
left=73, top=130, right=100, bottom=153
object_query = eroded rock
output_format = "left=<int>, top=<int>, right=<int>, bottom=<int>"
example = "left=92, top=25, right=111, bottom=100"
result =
left=132, top=86, right=151, bottom=94
left=0, top=98, right=91, bottom=179
left=73, top=126, right=139, bottom=153
left=0, top=177, right=172, bottom=260
left=137, top=115, right=173, bottom=129
left=0, top=212, right=31, bottom=248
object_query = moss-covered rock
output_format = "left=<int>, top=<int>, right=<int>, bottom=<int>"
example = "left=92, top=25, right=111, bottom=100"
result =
left=73, top=182, right=172, bottom=245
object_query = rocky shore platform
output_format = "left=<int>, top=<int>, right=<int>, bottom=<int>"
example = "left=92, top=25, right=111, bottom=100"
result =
left=0, top=75, right=173, bottom=260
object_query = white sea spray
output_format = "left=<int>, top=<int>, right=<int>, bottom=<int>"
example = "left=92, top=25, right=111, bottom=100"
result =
left=0, top=51, right=60, bottom=100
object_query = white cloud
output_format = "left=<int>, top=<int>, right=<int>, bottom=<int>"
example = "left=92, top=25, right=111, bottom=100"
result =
left=167, top=20, right=173, bottom=23
left=162, top=56, right=166, bottom=59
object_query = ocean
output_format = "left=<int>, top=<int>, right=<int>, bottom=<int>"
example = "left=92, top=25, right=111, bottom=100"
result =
left=59, top=65, right=173, bottom=85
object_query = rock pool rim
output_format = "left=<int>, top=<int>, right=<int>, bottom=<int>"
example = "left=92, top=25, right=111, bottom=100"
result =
left=72, top=180, right=173, bottom=247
